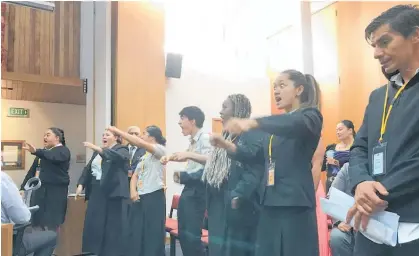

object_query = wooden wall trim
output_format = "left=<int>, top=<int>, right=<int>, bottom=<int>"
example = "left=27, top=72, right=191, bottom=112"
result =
left=1, top=72, right=83, bottom=86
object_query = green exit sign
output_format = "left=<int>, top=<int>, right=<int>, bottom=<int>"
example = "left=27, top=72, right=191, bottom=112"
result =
left=8, top=107, right=30, bottom=118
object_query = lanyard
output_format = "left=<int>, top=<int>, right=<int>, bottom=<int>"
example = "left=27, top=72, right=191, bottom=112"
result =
left=268, top=135, right=274, bottom=164
left=379, top=82, right=407, bottom=142
left=140, top=152, right=149, bottom=175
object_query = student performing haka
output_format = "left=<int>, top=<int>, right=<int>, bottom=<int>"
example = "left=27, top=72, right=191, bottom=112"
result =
left=108, top=125, right=167, bottom=256
left=224, top=70, right=323, bottom=256
left=161, top=106, right=212, bottom=256
left=203, top=94, right=264, bottom=256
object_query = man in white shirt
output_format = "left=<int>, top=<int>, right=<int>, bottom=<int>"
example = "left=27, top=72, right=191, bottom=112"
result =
left=161, top=106, right=212, bottom=256
left=1, top=171, right=57, bottom=256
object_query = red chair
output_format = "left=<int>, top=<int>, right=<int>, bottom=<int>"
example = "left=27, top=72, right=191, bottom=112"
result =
left=167, top=200, right=210, bottom=256
left=166, top=195, right=180, bottom=232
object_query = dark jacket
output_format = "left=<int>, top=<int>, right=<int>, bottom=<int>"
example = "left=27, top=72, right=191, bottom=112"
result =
left=78, top=144, right=130, bottom=200
left=128, top=145, right=146, bottom=171
left=233, top=108, right=323, bottom=208
left=349, top=70, right=419, bottom=222
left=21, top=146, right=71, bottom=189
left=225, top=130, right=264, bottom=226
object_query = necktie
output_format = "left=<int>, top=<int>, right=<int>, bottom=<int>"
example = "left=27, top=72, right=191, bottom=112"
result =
left=130, top=146, right=137, bottom=159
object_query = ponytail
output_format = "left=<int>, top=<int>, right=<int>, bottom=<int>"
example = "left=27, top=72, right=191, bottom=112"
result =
left=304, top=74, right=321, bottom=110
left=281, top=70, right=322, bottom=110
left=341, top=120, right=356, bottom=137
left=146, top=125, right=166, bottom=146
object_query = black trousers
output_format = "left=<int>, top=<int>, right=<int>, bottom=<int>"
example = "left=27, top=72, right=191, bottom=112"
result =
left=178, top=187, right=206, bottom=256
left=255, top=206, right=318, bottom=256
left=354, top=232, right=419, bottom=256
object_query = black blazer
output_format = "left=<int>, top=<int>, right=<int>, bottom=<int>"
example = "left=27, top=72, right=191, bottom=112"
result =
left=78, top=144, right=130, bottom=200
left=129, top=146, right=146, bottom=171
left=225, top=130, right=265, bottom=227
left=349, top=71, right=419, bottom=223
left=233, top=108, right=323, bottom=208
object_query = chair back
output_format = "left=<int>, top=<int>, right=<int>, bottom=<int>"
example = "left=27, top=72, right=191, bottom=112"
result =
left=22, top=177, right=41, bottom=207
left=169, top=195, right=180, bottom=218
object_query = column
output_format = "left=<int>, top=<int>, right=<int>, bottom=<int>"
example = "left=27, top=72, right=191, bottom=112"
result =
left=80, top=1, right=112, bottom=160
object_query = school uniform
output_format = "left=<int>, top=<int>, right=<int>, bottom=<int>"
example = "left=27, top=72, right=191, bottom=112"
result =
left=178, top=130, right=212, bottom=256
left=349, top=69, right=419, bottom=255
left=21, top=145, right=71, bottom=230
left=233, top=108, right=322, bottom=256
left=77, top=144, right=130, bottom=256
left=126, top=144, right=167, bottom=256
left=206, top=130, right=264, bottom=256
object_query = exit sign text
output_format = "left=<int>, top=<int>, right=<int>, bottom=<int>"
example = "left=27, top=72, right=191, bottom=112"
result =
left=8, top=108, right=30, bottom=118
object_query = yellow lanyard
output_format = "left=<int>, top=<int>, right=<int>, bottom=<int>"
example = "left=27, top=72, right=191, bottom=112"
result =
left=379, top=82, right=407, bottom=142
left=140, top=152, right=149, bottom=175
left=268, top=135, right=274, bottom=164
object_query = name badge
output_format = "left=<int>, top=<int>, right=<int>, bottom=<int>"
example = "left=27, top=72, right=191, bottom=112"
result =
left=267, top=162, right=275, bottom=186
left=35, top=167, right=41, bottom=177
left=372, top=142, right=387, bottom=176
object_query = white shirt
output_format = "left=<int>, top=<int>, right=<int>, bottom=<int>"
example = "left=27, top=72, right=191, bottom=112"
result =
left=390, top=69, right=419, bottom=244
left=135, top=144, right=166, bottom=195
left=91, top=154, right=103, bottom=180
left=184, top=129, right=212, bottom=174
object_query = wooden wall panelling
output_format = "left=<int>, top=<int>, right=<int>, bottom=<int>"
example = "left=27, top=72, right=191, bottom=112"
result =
left=5, top=2, right=81, bottom=77
left=115, top=2, right=166, bottom=133
left=1, top=80, right=86, bottom=105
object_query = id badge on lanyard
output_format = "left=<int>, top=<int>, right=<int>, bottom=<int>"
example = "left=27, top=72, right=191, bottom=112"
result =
left=372, top=142, right=387, bottom=176
left=137, top=153, right=148, bottom=190
left=35, top=159, right=41, bottom=177
left=373, top=82, right=406, bottom=176
left=267, top=135, right=275, bottom=186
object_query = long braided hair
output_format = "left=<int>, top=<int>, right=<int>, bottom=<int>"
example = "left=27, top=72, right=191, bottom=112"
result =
left=203, top=94, right=252, bottom=188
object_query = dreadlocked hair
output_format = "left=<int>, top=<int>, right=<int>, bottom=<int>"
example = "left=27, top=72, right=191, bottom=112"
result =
left=203, top=94, right=252, bottom=189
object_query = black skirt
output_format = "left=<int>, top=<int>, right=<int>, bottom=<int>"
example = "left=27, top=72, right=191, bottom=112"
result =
left=207, top=188, right=257, bottom=256
left=126, top=189, right=166, bottom=256
left=30, top=183, right=68, bottom=230
left=82, top=183, right=129, bottom=256
left=255, top=206, right=319, bottom=256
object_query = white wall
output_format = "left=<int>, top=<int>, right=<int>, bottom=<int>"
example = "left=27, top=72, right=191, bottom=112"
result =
left=164, top=64, right=271, bottom=214
left=1, top=100, right=86, bottom=193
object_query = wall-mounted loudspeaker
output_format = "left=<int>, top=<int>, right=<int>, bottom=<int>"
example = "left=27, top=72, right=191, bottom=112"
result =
left=165, top=53, right=183, bottom=79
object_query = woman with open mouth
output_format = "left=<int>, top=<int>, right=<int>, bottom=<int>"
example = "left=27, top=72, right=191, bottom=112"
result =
left=76, top=129, right=130, bottom=256
left=20, top=127, right=70, bottom=232
left=224, top=69, right=323, bottom=256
